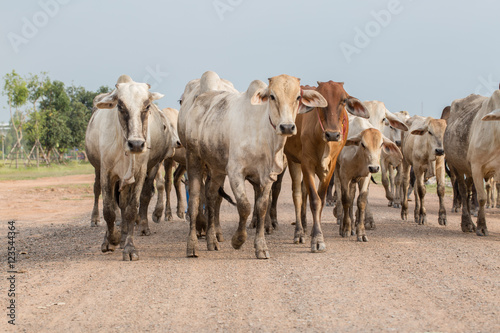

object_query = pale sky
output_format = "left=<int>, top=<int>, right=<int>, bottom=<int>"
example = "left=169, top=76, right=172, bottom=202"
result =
left=1, top=0, right=499, bottom=123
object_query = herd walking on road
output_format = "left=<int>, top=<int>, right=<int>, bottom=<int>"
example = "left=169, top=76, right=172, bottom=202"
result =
left=84, top=72, right=500, bottom=261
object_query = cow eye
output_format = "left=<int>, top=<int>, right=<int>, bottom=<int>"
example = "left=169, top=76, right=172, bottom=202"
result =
left=178, top=99, right=182, bottom=106
left=270, top=95, right=276, bottom=101
left=428, top=131, right=433, bottom=136
left=296, top=96, right=301, bottom=101
left=361, top=143, right=366, bottom=149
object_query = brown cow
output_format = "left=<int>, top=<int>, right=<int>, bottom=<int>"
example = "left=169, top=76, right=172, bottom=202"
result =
left=283, top=81, right=369, bottom=252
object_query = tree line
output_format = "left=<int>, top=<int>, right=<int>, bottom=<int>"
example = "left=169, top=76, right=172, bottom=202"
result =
left=1, top=70, right=110, bottom=167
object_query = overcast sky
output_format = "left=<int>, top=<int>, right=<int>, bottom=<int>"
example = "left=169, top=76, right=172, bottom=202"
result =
left=1, top=0, right=499, bottom=123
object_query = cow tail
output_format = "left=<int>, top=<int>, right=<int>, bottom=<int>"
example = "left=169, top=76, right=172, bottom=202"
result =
left=218, top=187, right=236, bottom=206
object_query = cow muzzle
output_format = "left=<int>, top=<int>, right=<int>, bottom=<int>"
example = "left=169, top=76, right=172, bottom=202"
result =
left=127, top=139, right=146, bottom=153
left=278, top=123, right=297, bottom=136
left=324, top=131, right=341, bottom=142
left=368, top=165, right=380, bottom=173
left=435, top=148, right=444, bottom=156
left=395, top=140, right=401, bottom=147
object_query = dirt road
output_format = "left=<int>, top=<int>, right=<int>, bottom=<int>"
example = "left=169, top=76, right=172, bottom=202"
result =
left=1, top=173, right=500, bottom=332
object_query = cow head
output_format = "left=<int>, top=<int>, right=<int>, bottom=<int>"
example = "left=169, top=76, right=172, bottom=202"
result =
left=346, top=128, right=402, bottom=174
left=250, top=74, right=327, bottom=136
left=410, top=118, right=447, bottom=159
left=95, top=76, right=164, bottom=154
left=364, top=101, right=409, bottom=133
left=383, top=111, right=410, bottom=147
left=313, top=81, right=369, bottom=143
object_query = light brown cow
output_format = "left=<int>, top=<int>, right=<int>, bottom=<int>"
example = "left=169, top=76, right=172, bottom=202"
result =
left=283, top=81, right=369, bottom=252
left=401, top=116, right=447, bottom=226
left=335, top=115, right=402, bottom=241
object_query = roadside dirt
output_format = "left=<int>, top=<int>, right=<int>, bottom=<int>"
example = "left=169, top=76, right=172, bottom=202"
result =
left=1, top=173, right=500, bottom=332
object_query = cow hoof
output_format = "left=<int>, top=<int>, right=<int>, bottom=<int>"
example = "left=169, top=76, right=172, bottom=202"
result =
left=122, top=247, right=139, bottom=261
left=207, top=241, right=219, bottom=251
left=139, top=228, right=151, bottom=236
left=417, top=216, right=426, bottom=225
left=401, top=209, right=408, bottom=220
left=91, top=220, right=99, bottom=227
left=101, top=243, right=115, bottom=253
left=388, top=201, right=393, bottom=207
left=165, top=213, right=173, bottom=221
left=438, top=217, right=447, bottom=226
left=357, top=235, right=368, bottom=242
left=255, top=249, right=270, bottom=259
left=476, top=228, right=489, bottom=236
left=351, top=230, right=355, bottom=236
left=311, top=240, right=326, bottom=253
left=177, top=211, right=185, bottom=220
left=293, top=232, right=305, bottom=244
left=340, top=230, right=350, bottom=238
left=231, top=231, right=247, bottom=250
left=272, top=221, right=279, bottom=230
left=393, top=203, right=400, bottom=209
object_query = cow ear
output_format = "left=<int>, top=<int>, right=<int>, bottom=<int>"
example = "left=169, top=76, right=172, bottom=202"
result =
left=410, top=127, right=427, bottom=135
left=95, top=90, right=118, bottom=109
left=299, top=90, right=327, bottom=114
left=251, top=88, right=269, bottom=105
left=345, top=134, right=362, bottom=146
left=482, top=109, right=500, bottom=121
left=382, top=137, right=403, bottom=163
left=346, top=97, right=369, bottom=118
left=150, top=92, right=164, bottom=101
left=385, top=111, right=409, bottom=131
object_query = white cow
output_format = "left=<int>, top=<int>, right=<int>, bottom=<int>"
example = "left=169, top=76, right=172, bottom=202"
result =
left=444, top=92, right=500, bottom=235
left=85, top=75, right=178, bottom=261
left=401, top=115, right=447, bottom=226
left=181, top=73, right=327, bottom=259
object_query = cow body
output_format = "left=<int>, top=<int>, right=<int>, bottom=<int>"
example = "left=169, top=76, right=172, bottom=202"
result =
left=283, top=81, right=369, bottom=252
left=182, top=73, right=327, bottom=258
left=444, top=92, right=500, bottom=235
left=401, top=115, right=447, bottom=226
left=85, top=75, right=177, bottom=261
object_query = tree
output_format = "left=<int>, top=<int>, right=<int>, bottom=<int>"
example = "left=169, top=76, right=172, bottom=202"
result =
left=2, top=70, right=29, bottom=168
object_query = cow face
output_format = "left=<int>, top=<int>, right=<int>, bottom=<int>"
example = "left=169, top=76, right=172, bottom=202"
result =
left=365, top=101, right=409, bottom=133
left=410, top=118, right=447, bottom=160
left=251, top=74, right=327, bottom=136
left=383, top=111, right=410, bottom=147
left=96, top=81, right=164, bottom=154
left=346, top=128, right=402, bottom=174
left=314, top=81, right=369, bottom=143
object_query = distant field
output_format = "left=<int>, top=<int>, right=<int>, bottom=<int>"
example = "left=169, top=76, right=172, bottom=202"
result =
left=0, top=161, right=94, bottom=181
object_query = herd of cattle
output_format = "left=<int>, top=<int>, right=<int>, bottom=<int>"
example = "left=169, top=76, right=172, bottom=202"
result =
left=84, top=72, right=500, bottom=261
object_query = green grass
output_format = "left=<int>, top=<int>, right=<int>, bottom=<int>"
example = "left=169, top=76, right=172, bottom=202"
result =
left=372, top=172, right=453, bottom=196
left=0, top=161, right=94, bottom=181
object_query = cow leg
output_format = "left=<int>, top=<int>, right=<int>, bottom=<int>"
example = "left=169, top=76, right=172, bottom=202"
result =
left=350, top=185, right=356, bottom=234
left=451, top=172, right=461, bottom=212
left=289, top=161, right=305, bottom=244
left=381, top=160, right=393, bottom=206
left=333, top=168, right=343, bottom=225
left=164, top=158, right=175, bottom=221
left=121, top=184, right=144, bottom=261
left=303, top=165, right=326, bottom=253
left=496, top=182, right=500, bottom=208
left=186, top=154, right=203, bottom=257
left=355, top=176, right=370, bottom=242
left=137, top=163, right=161, bottom=236
left=174, top=164, right=187, bottom=220
left=252, top=183, right=272, bottom=259
left=269, top=169, right=285, bottom=231
left=401, top=159, right=411, bottom=220
left=91, top=169, right=101, bottom=227
left=414, top=166, right=426, bottom=225
left=394, top=164, right=402, bottom=209
left=457, top=173, right=475, bottom=232
left=300, top=180, right=308, bottom=232
left=485, top=178, right=492, bottom=209
left=205, top=172, right=225, bottom=251
left=326, top=176, right=335, bottom=206
left=152, top=163, right=165, bottom=223
left=214, top=185, right=225, bottom=242
left=340, top=179, right=354, bottom=238
left=472, top=166, right=488, bottom=236
left=101, top=176, right=120, bottom=252
left=196, top=175, right=208, bottom=238
left=228, top=174, right=251, bottom=252
left=249, top=196, right=259, bottom=229
left=471, top=184, right=479, bottom=217
left=436, top=156, right=447, bottom=225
